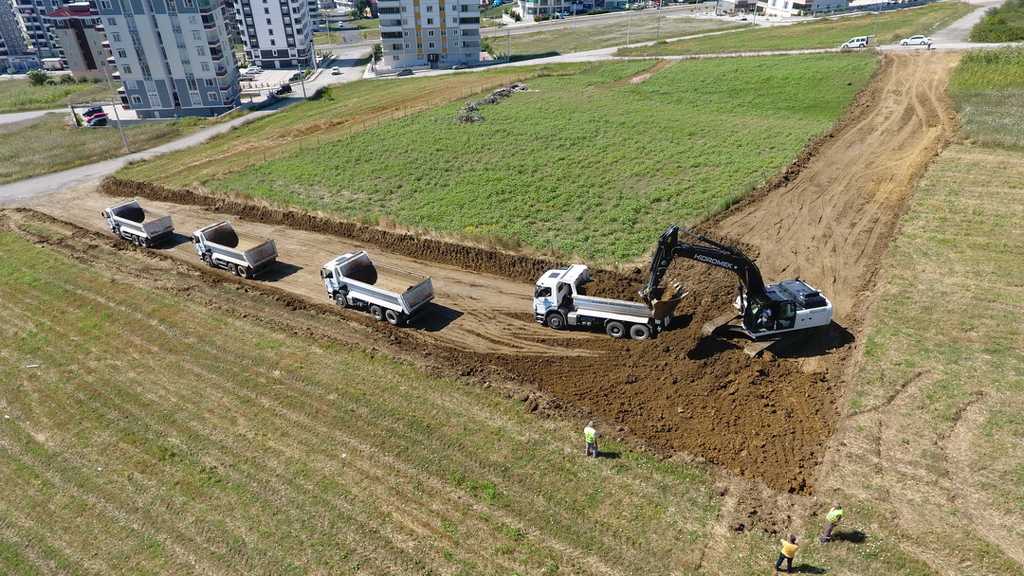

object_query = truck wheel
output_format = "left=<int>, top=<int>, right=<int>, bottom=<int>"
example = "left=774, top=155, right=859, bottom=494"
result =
left=334, top=292, right=349, bottom=308
left=384, top=309, right=403, bottom=326
left=228, top=263, right=238, bottom=275
left=370, top=305, right=384, bottom=321
left=605, top=321, right=626, bottom=339
left=546, top=312, right=566, bottom=330
left=629, top=324, right=652, bottom=341
left=237, top=265, right=251, bottom=279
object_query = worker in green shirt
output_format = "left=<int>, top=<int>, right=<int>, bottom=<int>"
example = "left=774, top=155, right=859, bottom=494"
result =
left=583, top=421, right=598, bottom=458
left=819, top=503, right=844, bottom=543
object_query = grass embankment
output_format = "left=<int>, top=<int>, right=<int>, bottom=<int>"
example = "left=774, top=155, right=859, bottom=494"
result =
left=0, top=79, right=115, bottom=113
left=949, top=48, right=1024, bottom=148
left=619, top=1, right=971, bottom=56
left=0, top=114, right=205, bottom=184
left=0, top=219, right=718, bottom=574
left=122, top=55, right=876, bottom=261
left=487, top=13, right=745, bottom=59
left=970, top=0, right=1024, bottom=41
left=314, top=18, right=380, bottom=43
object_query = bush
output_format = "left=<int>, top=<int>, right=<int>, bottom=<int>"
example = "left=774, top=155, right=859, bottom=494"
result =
left=970, top=0, right=1024, bottom=42
left=60, top=75, right=77, bottom=84
left=26, top=69, right=47, bottom=86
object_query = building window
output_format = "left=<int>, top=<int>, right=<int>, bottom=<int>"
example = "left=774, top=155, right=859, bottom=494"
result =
left=196, top=45, right=206, bottom=55
left=106, top=17, right=116, bottom=25
left=201, top=61, right=210, bottom=71
left=188, top=15, right=197, bottom=24
left=130, top=94, right=143, bottom=105
left=184, top=0, right=193, bottom=6
left=208, top=91, right=219, bottom=101
left=111, top=32, right=120, bottom=41
left=428, top=41, right=434, bottom=48
left=270, top=39, right=276, bottom=45
left=426, top=4, right=432, bottom=10
left=428, top=30, right=433, bottom=36
left=266, top=18, right=271, bottom=24
left=117, top=48, right=127, bottom=58
left=427, top=17, right=433, bottom=23
left=205, top=78, right=215, bottom=86
left=264, top=7, right=269, bottom=13
left=99, top=0, right=111, bottom=8
left=192, top=30, right=201, bottom=40
left=392, top=55, right=398, bottom=60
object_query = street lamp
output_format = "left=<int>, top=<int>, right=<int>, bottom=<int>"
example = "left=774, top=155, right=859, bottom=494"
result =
left=101, top=60, right=130, bottom=153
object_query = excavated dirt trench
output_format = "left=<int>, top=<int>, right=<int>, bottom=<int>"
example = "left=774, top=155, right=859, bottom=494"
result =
left=25, top=53, right=957, bottom=495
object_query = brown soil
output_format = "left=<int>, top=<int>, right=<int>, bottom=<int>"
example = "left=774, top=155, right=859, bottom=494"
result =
left=24, top=53, right=957, bottom=498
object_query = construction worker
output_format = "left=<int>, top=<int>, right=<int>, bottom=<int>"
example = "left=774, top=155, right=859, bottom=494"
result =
left=820, top=503, right=844, bottom=543
left=774, top=534, right=799, bottom=573
left=583, top=421, right=598, bottom=457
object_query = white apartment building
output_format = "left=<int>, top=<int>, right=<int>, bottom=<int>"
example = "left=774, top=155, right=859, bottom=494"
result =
left=0, top=0, right=29, bottom=70
left=43, top=2, right=112, bottom=80
left=14, top=0, right=61, bottom=57
left=757, top=0, right=847, bottom=16
left=96, top=0, right=240, bottom=118
left=234, top=0, right=313, bottom=69
left=379, top=0, right=480, bottom=70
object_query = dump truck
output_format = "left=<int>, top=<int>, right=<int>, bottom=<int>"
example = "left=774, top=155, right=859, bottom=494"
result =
left=192, top=221, right=277, bottom=279
left=321, top=251, right=434, bottom=326
left=101, top=199, right=174, bottom=247
left=534, top=265, right=684, bottom=340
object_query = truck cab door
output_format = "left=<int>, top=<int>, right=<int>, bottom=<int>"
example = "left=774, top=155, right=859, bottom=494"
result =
left=533, top=285, right=553, bottom=315
left=321, top=268, right=335, bottom=294
left=192, top=235, right=205, bottom=258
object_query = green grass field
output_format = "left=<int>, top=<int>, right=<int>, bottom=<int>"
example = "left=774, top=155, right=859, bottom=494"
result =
left=0, top=214, right=718, bottom=574
left=486, top=14, right=745, bottom=59
left=619, top=1, right=971, bottom=56
left=122, top=55, right=876, bottom=261
left=969, top=0, right=1024, bottom=41
left=949, top=48, right=1024, bottom=148
left=0, top=113, right=205, bottom=184
left=0, top=79, right=116, bottom=113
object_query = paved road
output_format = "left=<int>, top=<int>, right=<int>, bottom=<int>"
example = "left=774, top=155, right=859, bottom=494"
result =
left=932, top=0, right=1005, bottom=44
left=0, top=108, right=67, bottom=125
left=0, top=109, right=280, bottom=204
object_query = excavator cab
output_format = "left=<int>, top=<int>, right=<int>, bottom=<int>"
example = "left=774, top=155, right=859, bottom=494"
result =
left=742, top=296, right=797, bottom=334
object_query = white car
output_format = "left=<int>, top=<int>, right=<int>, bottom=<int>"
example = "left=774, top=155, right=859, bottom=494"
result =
left=900, top=35, right=932, bottom=47
left=243, top=66, right=264, bottom=74
left=841, top=36, right=869, bottom=49
left=330, top=66, right=342, bottom=75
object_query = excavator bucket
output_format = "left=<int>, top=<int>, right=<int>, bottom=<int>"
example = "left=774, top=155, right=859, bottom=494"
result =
left=647, top=281, right=687, bottom=317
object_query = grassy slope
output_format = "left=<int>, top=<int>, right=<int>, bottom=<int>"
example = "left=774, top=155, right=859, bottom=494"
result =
left=0, top=79, right=114, bottom=113
left=619, top=1, right=971, bottom=56
left=969, top=0, right=1024, bottom=41
left=119, top=65, right=559, bottom=189
left=0, top=114, right=204, bottom=184
left=488, top=15, right=745, bottom=59
left=0, top=223, right=718, bottom=575
left=949, top=48, right=1024, bottom=148
left=129, top=55, right=875, bottom=261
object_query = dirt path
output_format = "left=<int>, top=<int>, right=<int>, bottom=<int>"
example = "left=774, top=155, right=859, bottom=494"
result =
left=715, top=53, right=960, bottom=320
left=30, top=187, right=597, bottom=357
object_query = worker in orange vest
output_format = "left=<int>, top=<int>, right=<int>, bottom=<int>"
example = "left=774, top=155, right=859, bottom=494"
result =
left=774, top=534, right=799, bottom=573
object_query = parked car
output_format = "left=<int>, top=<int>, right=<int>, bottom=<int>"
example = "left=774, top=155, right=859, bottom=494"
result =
left=900, top=35, right=932, bottom=47
left=243, top=65, right=264, bottom=74
left=451, top=63, right=468, bottom=70
left=841, top=36, right=869, bottom=49
left=396, top=68, right=414, bottom=77
left=275, top=83, right=293, bottom=95
left=238, top=73, right=255, bottom=82
left=82, top=105, right=104, bottom=119
left=85, top=115, right=108, bottom=127
left=330, top=66, right=342, bottom=75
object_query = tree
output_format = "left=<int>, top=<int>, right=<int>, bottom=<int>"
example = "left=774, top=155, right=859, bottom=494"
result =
left=372, top=43, right=382, bottom=63
left=26, top=69, right=47, bottom=86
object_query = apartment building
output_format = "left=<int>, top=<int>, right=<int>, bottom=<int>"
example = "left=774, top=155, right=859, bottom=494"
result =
left=44, top=2, right=112, bottom=79
left=0, top=0, right=29, bottom=70
left=14, top=0, right=62, bottom=57
left=96, top=0, right=240, bottom=118
left=379, top=0, right=479, bottom=70
left=757, top=0, right=847, bottom=16
left=234, top=0, right=314, bottom=69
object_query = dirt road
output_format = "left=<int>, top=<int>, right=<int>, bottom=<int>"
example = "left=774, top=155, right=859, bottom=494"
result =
left=23, top=53, right=959, bottom=496
left=716, top=53, right=960, bottom=318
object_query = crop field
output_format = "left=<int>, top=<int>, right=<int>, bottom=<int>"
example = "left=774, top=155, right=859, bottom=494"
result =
left=0, top=79, right=115, bottom=113
left=0, top=113, right=204, bottom=184
left=618, top=1, right=971, bottom=56
left=485, top=14, right=745, bottom=60
left=122, top=54, right=877, bottom=261
left=0, top=211, right=719, bottom=575
left=949, top=48, right=1024, bottom=148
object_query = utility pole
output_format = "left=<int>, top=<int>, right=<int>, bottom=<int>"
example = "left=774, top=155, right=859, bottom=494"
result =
left=300, top=68, right=308, bottom=98
left=626, top=4, right=633, bottom=46
left=101, top=63, right=130, bottom=153
left=656, top=3, right=661, bottom=41
left=506, top=27, right=511, bottom=62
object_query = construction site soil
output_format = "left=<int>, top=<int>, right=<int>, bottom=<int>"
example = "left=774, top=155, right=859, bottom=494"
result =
left=25, top=53, right=957, bottom=499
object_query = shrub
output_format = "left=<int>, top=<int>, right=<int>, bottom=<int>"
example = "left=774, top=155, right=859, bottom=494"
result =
left=26, top=69, right=47, bottom=86
left=970, top=0, right=1024, bottom=42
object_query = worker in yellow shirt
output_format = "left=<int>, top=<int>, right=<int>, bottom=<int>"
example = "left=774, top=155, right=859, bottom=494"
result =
left=820, top=503, right=844, bottom=543
left=774, top=534, right=798, bottom=573
left=583, top=421, right=598, bottom=458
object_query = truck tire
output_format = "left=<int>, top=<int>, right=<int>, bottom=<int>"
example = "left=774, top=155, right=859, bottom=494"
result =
left=546, top=312, right=566, bottom=330
left=629, top=323, right=652, bottom=341
left=237, top=265, right=251, bottom=279
left=370, top=305, right=385, bottom=321
left=228, top=263, right=238, bottom=276
left=384, top=309, right=403, bottom=326
left=605, top=321, right=626, bottom=339
left=202, top=253, right=214, bottom=267
left=334, top=292, right=349, bottom=308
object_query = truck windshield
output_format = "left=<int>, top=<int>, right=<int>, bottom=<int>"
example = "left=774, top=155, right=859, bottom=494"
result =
left=535, top=286, right=551, bottom=298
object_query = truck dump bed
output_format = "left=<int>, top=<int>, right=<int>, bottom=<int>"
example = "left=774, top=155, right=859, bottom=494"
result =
left=199, top=222, right=277, bottom=268
left=108, top=200, right=173, bottom=238
left=335, top=251, right=434, bottom=314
